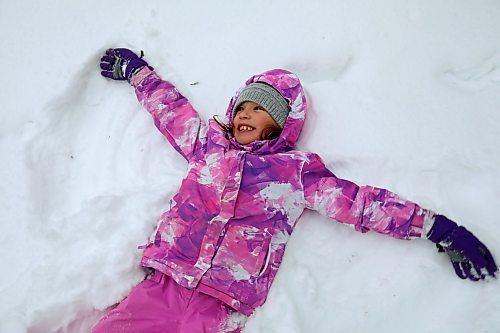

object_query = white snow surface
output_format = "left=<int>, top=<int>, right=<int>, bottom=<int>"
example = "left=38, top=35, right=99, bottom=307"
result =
left=1, top=1, right=500, bottom=332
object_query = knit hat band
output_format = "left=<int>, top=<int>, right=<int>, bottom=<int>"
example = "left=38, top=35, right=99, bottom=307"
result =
left=233, top=82, right=290, bottom=128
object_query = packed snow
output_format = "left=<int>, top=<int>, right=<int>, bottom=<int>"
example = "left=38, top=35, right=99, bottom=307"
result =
left=1, top=1, right=499, bottom=332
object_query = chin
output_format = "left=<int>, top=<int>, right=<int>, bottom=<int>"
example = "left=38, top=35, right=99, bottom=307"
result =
left=235, top=136, right=257, bottom=145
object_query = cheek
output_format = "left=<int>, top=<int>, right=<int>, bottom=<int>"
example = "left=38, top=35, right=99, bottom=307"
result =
left=256, top=115, right=275, bottom=128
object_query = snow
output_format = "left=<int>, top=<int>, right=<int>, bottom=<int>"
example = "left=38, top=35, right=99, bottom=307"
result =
left=1, top=1, right=499, bottom=332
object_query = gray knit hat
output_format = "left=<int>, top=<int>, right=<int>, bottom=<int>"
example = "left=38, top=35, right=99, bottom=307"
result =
left=233, top=82, right=290, bottom=128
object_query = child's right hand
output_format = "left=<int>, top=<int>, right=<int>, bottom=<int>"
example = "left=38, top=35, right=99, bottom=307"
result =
left=99, top=48, right=149, bottom=83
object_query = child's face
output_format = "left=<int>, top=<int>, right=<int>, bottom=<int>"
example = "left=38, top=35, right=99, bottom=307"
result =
left=233, top=101, right=279, bottom=145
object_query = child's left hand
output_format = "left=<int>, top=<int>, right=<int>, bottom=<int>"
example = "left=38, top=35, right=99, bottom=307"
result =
left=427, top=215, right=498, bottom=281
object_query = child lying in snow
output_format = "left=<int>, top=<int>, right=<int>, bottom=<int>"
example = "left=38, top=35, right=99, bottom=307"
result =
left=92, top=48, right=498, bottom=333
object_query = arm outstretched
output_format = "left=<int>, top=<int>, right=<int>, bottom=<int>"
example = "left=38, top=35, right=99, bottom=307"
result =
left=301, top=153, right=498, bottom=280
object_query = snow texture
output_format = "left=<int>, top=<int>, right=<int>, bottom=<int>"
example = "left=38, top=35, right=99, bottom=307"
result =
left=1, top=1, right=499, bottom=332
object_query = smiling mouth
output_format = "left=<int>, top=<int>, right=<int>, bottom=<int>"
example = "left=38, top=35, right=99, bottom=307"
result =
left=238, top=125, right=255, bottom=132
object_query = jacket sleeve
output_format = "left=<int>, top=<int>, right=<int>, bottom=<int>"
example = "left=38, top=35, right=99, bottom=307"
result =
left=130, top=67, right=207, bottom=161
left=301, top=153, right=435, bottom=240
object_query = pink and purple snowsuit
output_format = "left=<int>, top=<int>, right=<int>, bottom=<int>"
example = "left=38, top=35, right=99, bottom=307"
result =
left=92, top=67, right=435, bottom=332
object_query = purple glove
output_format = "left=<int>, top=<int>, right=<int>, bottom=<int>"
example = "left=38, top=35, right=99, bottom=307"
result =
left=427, top=215, right=498, bottom=281
left=100, top=48, right=150, bottom=82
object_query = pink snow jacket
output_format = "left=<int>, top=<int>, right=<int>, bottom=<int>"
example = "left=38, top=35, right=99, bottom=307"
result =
left=131, top=67, right=435, bottom=316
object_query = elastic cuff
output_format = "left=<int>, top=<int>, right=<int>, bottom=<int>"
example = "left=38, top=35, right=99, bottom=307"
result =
left=126, top=58, right=148, bottom=83
left=426, top=214, right=459, bottom=242
left=130, top=66, right=155, bottom=87
left=422, top=212, right=437, bottom=239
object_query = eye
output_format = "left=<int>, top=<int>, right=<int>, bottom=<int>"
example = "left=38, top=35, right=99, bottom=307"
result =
left=235, top=105, right=243, bottom=112
left=254, top=105, right=266, bottom=111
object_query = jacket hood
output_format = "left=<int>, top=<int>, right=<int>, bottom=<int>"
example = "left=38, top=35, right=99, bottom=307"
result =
left=226, top=69, right=307, bottom=154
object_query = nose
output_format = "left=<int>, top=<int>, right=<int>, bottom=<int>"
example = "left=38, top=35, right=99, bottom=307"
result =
left=237, top=107, right=251, bottom=119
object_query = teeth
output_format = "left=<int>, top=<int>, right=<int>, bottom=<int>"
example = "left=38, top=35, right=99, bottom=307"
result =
left=239, top=125, right=254, bottom=131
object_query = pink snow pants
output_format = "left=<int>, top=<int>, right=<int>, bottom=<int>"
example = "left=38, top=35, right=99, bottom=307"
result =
left=91, top=271, right=246, bottom=333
